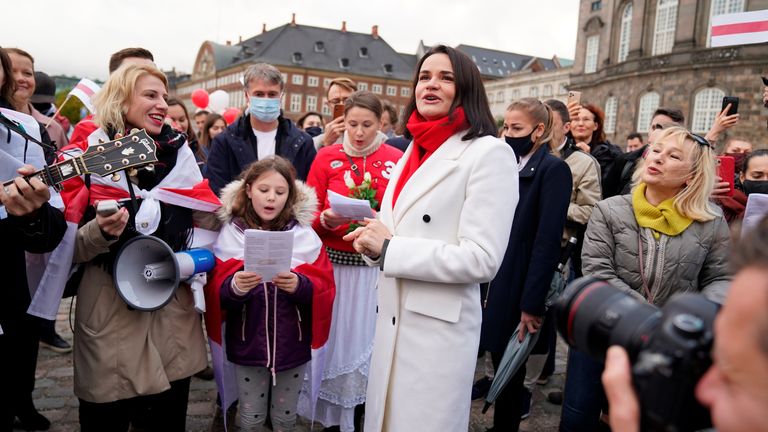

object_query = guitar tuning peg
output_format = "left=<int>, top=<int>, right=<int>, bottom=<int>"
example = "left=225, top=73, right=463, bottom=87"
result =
left=98, top=139, right=105, bottom=144
left=130, top=128, right=139, bottom=134
left=144, top=164, right=155, bottom=172
left=128, top=168, right=138, bottom=177
left=111, top=173, right=121, bottom=182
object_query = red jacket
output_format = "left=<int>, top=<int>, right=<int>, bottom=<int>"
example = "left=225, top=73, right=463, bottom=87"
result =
left=307, top=143, right=403, bottom=252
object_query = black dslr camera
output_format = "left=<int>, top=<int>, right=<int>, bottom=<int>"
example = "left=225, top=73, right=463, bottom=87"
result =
left=556, top=276, right=719, bottom=432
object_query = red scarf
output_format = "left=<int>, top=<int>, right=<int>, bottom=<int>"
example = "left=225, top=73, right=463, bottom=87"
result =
left=391, top=107, right=467, bottom=205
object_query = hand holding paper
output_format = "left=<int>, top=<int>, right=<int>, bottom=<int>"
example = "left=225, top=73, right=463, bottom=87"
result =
left=244, top=229, right=294, bottom=282
left=327, top=190, right=374, bottom=220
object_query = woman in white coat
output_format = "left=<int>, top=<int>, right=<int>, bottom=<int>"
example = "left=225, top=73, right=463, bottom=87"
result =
left=344, top=45, right=519, bottom=432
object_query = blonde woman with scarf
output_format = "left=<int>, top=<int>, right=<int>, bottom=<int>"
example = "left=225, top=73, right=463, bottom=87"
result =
left=300, top=91, right=403, bottom=432
left=561, top=125, right=732, bottom=432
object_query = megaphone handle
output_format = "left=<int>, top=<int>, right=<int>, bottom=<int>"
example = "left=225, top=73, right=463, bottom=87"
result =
left=190, top=273, right=207, bottom=313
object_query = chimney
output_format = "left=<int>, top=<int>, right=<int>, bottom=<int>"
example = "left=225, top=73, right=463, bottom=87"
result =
left=341, top=21, right=347, bottom=33
left=238, top=35, right=243, bottom=43
left=262, top=23, right=267, bottom=34
left=291, top=13, right=296, bottom=27
left=226, top=40, right=231, bottom=46
left=371, top=25, right=379, bottom=39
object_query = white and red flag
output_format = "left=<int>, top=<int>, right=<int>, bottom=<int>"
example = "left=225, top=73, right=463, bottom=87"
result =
left=26, top=127, right=221, bottom=320
left=67, top=78, right=101, bottom=113
left=711, top=9, right=768, bottom=47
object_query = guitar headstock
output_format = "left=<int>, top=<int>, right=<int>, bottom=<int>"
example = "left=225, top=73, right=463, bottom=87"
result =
left=80, top=129, right=158, bottom=177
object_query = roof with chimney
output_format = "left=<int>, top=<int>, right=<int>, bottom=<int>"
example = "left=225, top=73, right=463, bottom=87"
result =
left=196, top=18, right=414, bottom=81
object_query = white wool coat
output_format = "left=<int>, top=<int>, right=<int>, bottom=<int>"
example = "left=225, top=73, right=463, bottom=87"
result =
left=363, top=132, right=519, bottom=432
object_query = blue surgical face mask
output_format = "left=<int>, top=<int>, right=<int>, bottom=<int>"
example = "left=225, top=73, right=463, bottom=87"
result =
left=248, top=96, right=281, bottom=122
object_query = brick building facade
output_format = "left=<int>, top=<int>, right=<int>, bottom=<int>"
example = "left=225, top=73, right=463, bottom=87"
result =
left=570, top=0, right=768, bottom=149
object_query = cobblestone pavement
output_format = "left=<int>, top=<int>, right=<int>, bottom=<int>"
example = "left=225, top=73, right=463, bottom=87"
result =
left=20, top=298, right=566, bottom=431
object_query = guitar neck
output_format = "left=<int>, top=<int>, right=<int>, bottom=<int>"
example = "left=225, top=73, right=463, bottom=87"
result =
left=2, top=156, right=86, bottom=190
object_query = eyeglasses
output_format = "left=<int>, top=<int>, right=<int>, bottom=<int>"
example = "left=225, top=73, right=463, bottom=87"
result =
left=328, top=97, right=348, bottom=106
left=688, top=132, right=714, bottom=150
left=651, top=123, right=665, bottom=131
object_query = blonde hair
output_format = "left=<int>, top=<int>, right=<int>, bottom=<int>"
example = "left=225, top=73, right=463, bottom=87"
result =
left=631, top=126, right=719, bottom=221
left=505, top=98, right=555, bottom=152
left=93, top=63, right=168, bottom=134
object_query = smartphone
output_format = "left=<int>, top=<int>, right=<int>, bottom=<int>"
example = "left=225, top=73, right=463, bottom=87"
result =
left=721, top=96, right=739, bottom=116
left=716, top=156, right=735, bottom=197
left=762, top=77, right=768, bottom=108
left=333, top=104, right=345, bottom=120
left=567, top=91, right=582, bottom=105
left=96, top=199, right=120, bottom=217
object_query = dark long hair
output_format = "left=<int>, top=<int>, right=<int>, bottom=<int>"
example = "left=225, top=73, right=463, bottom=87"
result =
left=399, top=45, right=496, bottom=141
left=0, top=47, right=15, bottom=105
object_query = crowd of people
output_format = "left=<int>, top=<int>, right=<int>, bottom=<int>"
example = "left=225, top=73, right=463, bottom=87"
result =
left=1, top=40, right=767, bottom=432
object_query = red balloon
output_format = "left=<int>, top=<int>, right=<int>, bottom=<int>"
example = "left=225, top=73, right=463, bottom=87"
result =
left=223, top=107, right=241, bottom=125
left=191, top=89, right=209, bottom=109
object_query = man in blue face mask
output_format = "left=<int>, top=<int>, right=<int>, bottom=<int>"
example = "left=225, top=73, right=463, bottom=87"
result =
left=205, top=62, right=316, bottom=195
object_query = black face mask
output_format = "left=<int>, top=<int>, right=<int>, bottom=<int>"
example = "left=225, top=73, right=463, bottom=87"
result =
left=505, top=131, right=535, bottom=162
left=304, top=126, right=323, bottom=137
left=743, top=180, right=768, bottom=196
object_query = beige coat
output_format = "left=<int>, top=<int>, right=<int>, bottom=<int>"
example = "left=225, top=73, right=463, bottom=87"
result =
left=560, top=147, right=602, bottom=243
left=72, top=220, right=207, bottom=403
left=363, top=133, right=519, bottom=432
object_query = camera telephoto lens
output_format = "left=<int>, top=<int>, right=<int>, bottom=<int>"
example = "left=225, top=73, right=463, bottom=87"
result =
left=556, top=276, right=661, bottom=361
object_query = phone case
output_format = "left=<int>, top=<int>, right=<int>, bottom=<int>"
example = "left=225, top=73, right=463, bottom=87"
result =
left=721, top=97, right=739, bottom=116
left=717, top=156, right=735, bottom=197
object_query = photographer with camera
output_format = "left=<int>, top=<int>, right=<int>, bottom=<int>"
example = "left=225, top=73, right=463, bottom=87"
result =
left=560, top=126, right=732, bottom=431
left=600, top=215, right=768, bottom=432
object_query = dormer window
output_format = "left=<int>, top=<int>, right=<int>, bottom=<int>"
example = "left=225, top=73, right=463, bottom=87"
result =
left=292, top=52, right=303, bottom=64
left=359, top=47, right=369, bottom=58
left=339, top=58, right=350, bottom=69
left=314, top=41, right=325, bottom=53
left=382, top=63, right=393, bottom=74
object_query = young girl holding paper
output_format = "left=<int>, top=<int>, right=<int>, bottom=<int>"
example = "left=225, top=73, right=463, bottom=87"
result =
left=299, top=91, right=402, bottom=431
left=206, top=156, right=334, bottom=432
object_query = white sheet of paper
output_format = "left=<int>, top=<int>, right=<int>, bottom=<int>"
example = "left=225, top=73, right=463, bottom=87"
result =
left=327, top=190, right=374, bottom=220
left=243, top=229, right=294, bottom=281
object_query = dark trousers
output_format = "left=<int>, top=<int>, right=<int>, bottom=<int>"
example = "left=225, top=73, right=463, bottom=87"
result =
left=0, top=312, right=41, bottom=432
left=490, top=351, right=527, bottom=432
left=79, top=377, right=191, bottom=432
left=560, top=348, right=606, bottom=432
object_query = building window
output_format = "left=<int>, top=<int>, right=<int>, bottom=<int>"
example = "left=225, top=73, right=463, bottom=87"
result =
left=708, top=0, right=745, bottom=46
left=280, top=73, right=288, bottom=84
left=543, top=85, right=553, bottom=97
left=321, top=102, right=331, bottom=116
left=308, top=76, right=319, bottom=87
left=386, top=85, right=397, bottom=96
left=585, top=35, right=599, bottom=73
left=314, top=41, right=325, bottom=53
left=359, top=47, right=369, bottom=58
left=400, top=87, right=410, bottom=97
left=291, top=74, right=303, bottom=85
left=591, top=0, right=602, bottom=11
left=604, top=96, right=618, bottom=134
left=618, top=3, right=633, bottom=62
left=292, top=52, right=303, bottom=64
left=306, top=95, right=317, bottom=112
left=692, top=87, right=725, bottom=133
left=487, top=93, right=495, bottom=103
left=372, top=84, right=383, bottom=94
left=637, top=92, right=661, bottom=133
left=339, top=58, right=350, bottom=69
left=558, top=82, right=568, bottom=94
left=358, top=82, right=368, bottom=91
left=652, top=0, right=678, bottom=56
left=512, top=89, right=521, bottom=99
left=496, top=91, right=504, bottom=103
left=290, top=94, right=302, bottom=113
left=382, top=64, right=393, bottom=74
left=323, top=78, right=332, bottom=88
left=530, top=87, right=539, bottom=98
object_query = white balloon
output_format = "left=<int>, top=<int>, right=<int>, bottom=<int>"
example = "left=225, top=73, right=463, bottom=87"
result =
left=208, top=90, right=230, bottom=114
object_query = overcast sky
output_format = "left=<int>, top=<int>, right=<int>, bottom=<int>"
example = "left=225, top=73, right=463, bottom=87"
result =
left=2, top=0, right=580, bottom=81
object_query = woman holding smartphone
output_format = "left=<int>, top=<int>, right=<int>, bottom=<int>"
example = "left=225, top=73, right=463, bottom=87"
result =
left=344, top=45, right=519, bottom=432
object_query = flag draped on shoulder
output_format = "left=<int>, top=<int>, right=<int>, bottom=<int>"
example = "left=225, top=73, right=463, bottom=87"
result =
left=203, top=179, right=335, bottom=425
left=26, top=126, right=221, bottom=320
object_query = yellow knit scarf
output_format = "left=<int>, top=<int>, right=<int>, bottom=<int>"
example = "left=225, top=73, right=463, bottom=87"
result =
left=632, top=183, right=692, bottom=239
